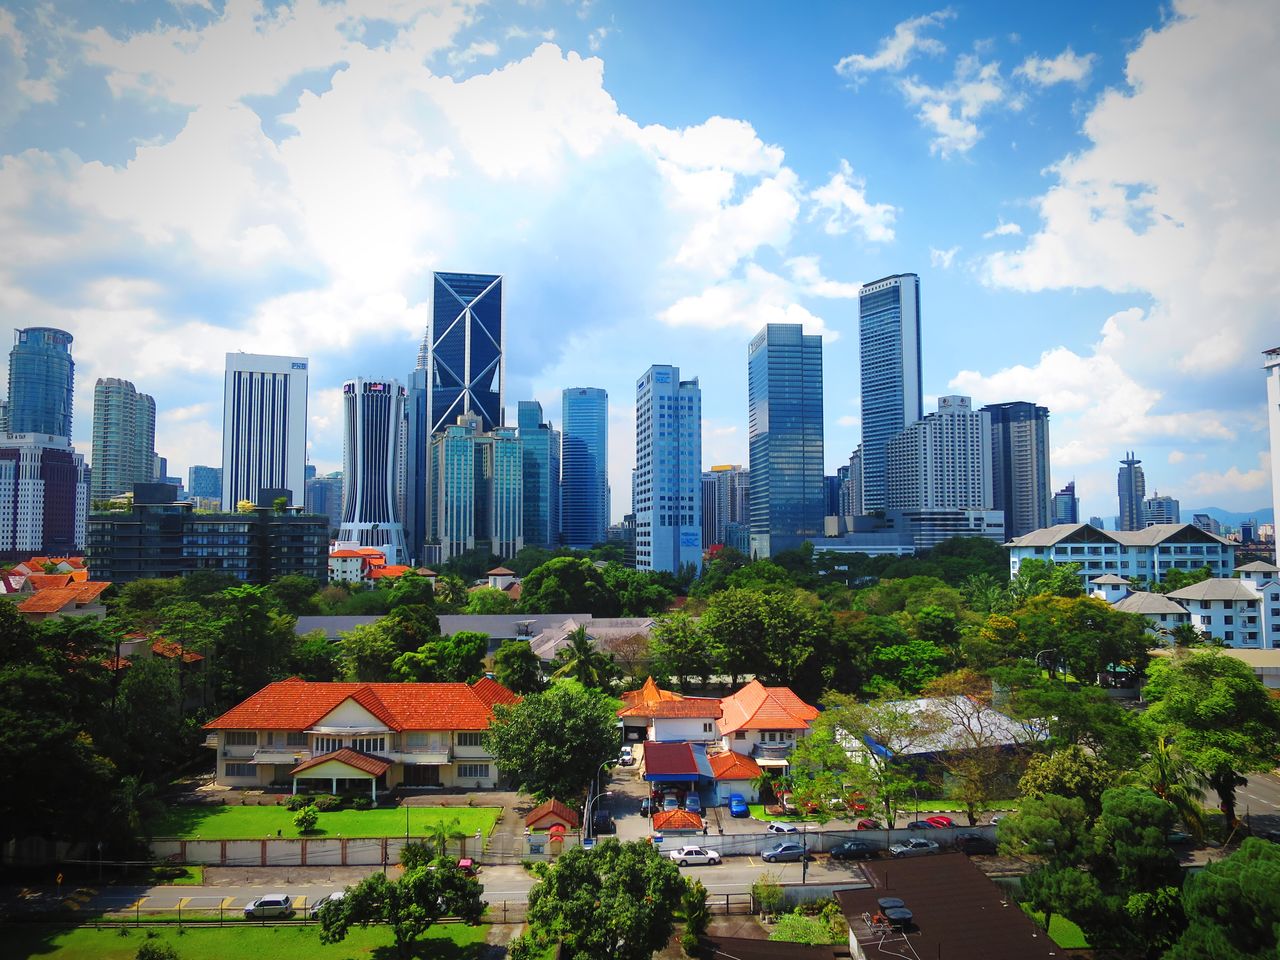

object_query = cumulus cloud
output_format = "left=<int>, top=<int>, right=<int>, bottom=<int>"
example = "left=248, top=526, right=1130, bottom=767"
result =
left=930, top=246, right=959, bottom=268
left=983, top=219, right=1021, bottom=238
left=1185, top=452, right=1271, bottom=496
left=808, top=159, right=897, bottom=242
left=659, top=264, right=839, bottom=340
left=448, top=39, right=499, bottom=66
left=834, top=9, right=954, bottom=77
left=1014, top=47, right=1096, bottom=86
left=787, top=256, right=862, bottom=299
left=900, top=54, right=1009, bottom=156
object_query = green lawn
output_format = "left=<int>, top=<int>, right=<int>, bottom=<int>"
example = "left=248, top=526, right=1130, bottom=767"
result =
left=1021, top=906, right=1091, bottom=948
left=4, top=923, right=490, bottom=959
left=151, top=806, right=502, bottom=840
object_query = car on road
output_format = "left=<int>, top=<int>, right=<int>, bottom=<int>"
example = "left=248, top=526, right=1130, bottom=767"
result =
left=619, top=745, right=635, bottom=766
left=669, top=845, right=722, bottom=866
left=592, top=810, right=616, bottom=835
left=855, top=818, right=882, bottom=831
left=244, top=894, right=295, bottom=919
left=767, top=821, right=800, bottom=834
left=640, top=797, right=655, bottom=817
left=728, top=793, right=749, bottom=818
left=762, top=841, right=808, bottom=863
left=829, top=840, right=877, bottom=861
left=954, top=833, right=997, bottom=855
left=889, top=838, right=940, bottom=858
left=925, top=815, right=955, bottom=828
left=906, top=820, right=937, bottom=830
left=308, top=891, right=344, bottom=919
left=684, top=794, right=703, bottom=814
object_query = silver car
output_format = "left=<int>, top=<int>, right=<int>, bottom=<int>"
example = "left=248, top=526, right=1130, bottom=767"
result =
left=888, top=838, right=940, bottom=858
left=309, top=891, right=345, bottom=919
left=244, top=893, right=295, bottom=918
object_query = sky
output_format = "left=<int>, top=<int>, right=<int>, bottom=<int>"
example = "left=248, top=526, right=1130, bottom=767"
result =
left=1, top=0, right=1277, bottom=525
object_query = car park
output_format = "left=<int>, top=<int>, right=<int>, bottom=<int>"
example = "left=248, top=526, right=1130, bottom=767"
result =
left=728, top=793, right=749, bottom=818
left=767, top=821, right=800, bottom=834
left=925, top=815, right=954, bottom=828
left=889, top=838, right=940, bottom=858
left=669, top=845, right=722, bottom=866
left=619, top=745, right=634, bottom=766
left=244, top=894, right=294, bottom=918
left=762, top=841, right=807, bottom=863
left=684, top=794, right=702, bottom=814
left=954, top=833, right=997, bottom=855
left=829, top=840, right=877, bottom=861
left=308, top=891, right=345, bottom=918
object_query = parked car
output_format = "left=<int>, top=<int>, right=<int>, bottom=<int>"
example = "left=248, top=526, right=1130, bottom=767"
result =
left=925, top=815, right=955, bottom=829
left=663, top=795, right=680, bottom=812
left=592, top=810, right=616, bottom=835
left=728, top=793, right=749, bottom=818
left=244, top=894, right=295, bottom=918
left=1166, top=830, right=1194, bottom=846
left=777, top=792, right=798, bottom=814
left=640, top=797, right=655, bottom=817
left=906, top=820, right=937, bottom=830
left=889, top=838, right=940, bottom=858
left=308, top=892, right=344, bottom=919
left=829, top=840, right=877, bottom=861
left=954, top=833, right=997, bottom=855
left=684, top=794, right=703, bottom=814
left=618, top=745, right=635, bottom=766
left=767, top=821, right=800, bottom=834
left=1260, top=829, right=1280, bottom=843
left=762, top=841, right=807, bottom=863
left=855, top=818, right=883, bottom=831
left=669, top=845, right=722, bottom=866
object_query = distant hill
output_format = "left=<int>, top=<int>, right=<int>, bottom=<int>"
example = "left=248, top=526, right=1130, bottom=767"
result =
left=1182, top=507, right=1274, bottom=528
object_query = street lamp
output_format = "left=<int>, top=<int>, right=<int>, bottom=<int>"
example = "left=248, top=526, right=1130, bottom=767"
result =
left=1033, top=648, right=1057, bottom=678
left=584, top=759, right=614, bottom=840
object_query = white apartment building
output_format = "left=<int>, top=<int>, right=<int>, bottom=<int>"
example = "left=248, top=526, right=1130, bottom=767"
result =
left=886, top=395, right=992, bottom=512
left=1007, top=522, right=1234, bottom=585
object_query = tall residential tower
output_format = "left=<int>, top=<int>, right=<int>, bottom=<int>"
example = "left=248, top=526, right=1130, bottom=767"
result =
left=982, top=401, right=1051, bottom=540
left=634, top=365, right=701, bottom=575
left=91, top=378, right=157, bottom=501
left=337, top=378, right=408, bottom=564
left=518, top=400, right=561, bottom=549
left=9, top=327, right=74, bottom=437
left=221, top=353, right=308, bottom=509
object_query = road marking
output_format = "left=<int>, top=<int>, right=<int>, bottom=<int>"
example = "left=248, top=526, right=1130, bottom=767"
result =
left=220, top=897, right=236, bottom=909
left=125, top=896, right=149, bottom=910
left=293, top=895, right=308, bottom=909
left=177, top=898, right=191, bottom=910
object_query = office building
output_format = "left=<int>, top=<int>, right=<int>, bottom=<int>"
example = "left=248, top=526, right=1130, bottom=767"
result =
left=88, top=483, right=326, bottom=584
left=9, top=327, right=74, bottom=438
left=747, top=324, right=825, bottom=558
left=189, top=465, right=222, bottom=500
left=700, top=473, right=717, bottom=549
left=221, top=353, right=308, bottom=509
left=0, top=435, right=89, bottom=559
left=1266, top=348, right=1280, bottom=562
left=843, top=446, right=864, bottom=518
left=1191, top=513, right=1222, bottom=536
left=561, top=387, right=609, bottom=548
left=304, top=471, right=343, bottom=533
left=824, top=475, right=843, bottom=517
left=982, top=401, right=1051, bottom=539
left=703, top=464, right=749, bottom=549
left=1143, top=493, right=1180, bottom=526
left=1051, top=481, right=1079, bottom=526
left=634, top=365, right=702, bottom=574
left=518, top=400, right=561, bottom=549
left=91, top=378, right=157, bottom=501
left=1117, top=452, right=1146, bottom=532
left=886, top=396, right=992, bottom=512
left=858, top=274, right=922, bottom=512
left=336, top=378, right=408, bottom=565
left=405, top=365, right=429, bottom=563
left=424, top=272, right=504, bottom=433
left=427, top=414, right=523, bottom=563
left=1089, top=515, right=1107, bottom=530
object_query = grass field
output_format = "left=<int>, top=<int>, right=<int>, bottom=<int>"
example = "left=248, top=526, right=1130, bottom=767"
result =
left=5, top=923, right=492, bottom=959
left=1021, top=907, right=1091, bottom=948
left=151, top=806, right=502, bottom=840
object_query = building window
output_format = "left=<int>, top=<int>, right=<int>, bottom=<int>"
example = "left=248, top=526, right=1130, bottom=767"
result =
left=1225, top=616, right=1234, bottom=625
left=225, top=731, right=257, bottom=746
left=225, top=763, right=255, bottom=777
left=457, top=763, right=490, bottom=780
left=702, top=722, right=713, bottom=733
left=352, top=737, right=386, bottom=754
left=734, top=731, right=746, bottom=740
left=457, top=732, right=484, bottom=747
left=286, top=732, right=308, bottom=747
left=316, top=737, right=343, bottom=754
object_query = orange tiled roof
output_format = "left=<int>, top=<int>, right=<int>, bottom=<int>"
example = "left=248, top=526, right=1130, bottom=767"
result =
left=73, top=582, right=110, bottom=604
left=18, top=587, right=82, bottom=613
left=103, top=654, right=132, bottom=671
left=709, top=750, right=762, bottom=781
left=28, top=573, right=73, bottom=590
left=151, top=639, right=205, bottom=664
left=418, top=568, right=438, bottom=577
left=619, top=677, right=684, bottom=713
left=471, top=676, right=520, bottom=710
left=487, top=567, right=516, bottom=576
left=356, top=547, right=385, bottom=556
left=650, top=699, right=723, bottom=719
left=290, top=748, right=391, bottom=778
left=369, top=564, right=413, bottom=579
left=717, top=680, right=818, bottom=735
left=525, top=798, right=580, bottom=829
left=329, top=550, right=365, bottom=559
left=653, top=809, right=704, bottom=832
left=503, top=582, right=522, bottom=601
left=205, top=677, right=518, bottom=732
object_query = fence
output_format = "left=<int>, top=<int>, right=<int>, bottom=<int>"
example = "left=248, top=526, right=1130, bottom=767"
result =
left=149, top=836, right=482, bottom=867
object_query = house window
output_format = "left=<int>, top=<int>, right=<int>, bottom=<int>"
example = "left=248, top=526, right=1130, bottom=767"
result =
left=457, top=732, right=484, bottom=747
left=734, top=731, right=746, bottom=740
left=457, top=763, right=490, bottom=780
left=766, top=732, right=777, bottom=743
left=225, top=763, right=255, bottom=777
left=407, top=732, right=429, bottom=747
left=702, top=722, right=713, bottom=733
left=352, top=737, right=386, bottom=754
left=225, top=731, right=257, bottom=746
left=286, top=732, right=307, bottom=747
left=315, top=737, right=343, bottom=754
left=1225, top=616, right=1234, bottom=625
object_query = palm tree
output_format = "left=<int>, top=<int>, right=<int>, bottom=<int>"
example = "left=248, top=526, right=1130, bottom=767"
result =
left=1123, top=735, right=1208, bottom=838
left=550, top=626, right=617, bottom=691
left=1161, top=622, right=1202, bottom=649
left=426, top=815, right=466, bottom=859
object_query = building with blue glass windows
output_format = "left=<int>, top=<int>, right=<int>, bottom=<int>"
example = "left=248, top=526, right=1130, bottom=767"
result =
left=404, top=364, right=429, bottom=562
left=426, top=273, right=503, bottom=433
left=747, top=324, right=824, bottom=559
left=9, top=327, right=74, bottom=438
left=518, top=400, right=561, bottom=548
left=859, top=274, right=922, bottom=514
left=561, top=387, right=609, bottom=548
left=189, top=465, right=223, bottom=500
left=634, top=365, right=701, bottom=575
left=426, top=414, right=523, bottom=562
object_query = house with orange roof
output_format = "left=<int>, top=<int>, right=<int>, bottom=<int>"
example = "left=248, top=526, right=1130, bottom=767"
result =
left=617, top=677, right=722, bottom=744
left=708, top=748, right=764, bottom=804
left=203, top=676, right=519, bottom=799
left=15, top=580, right=111, bottom=621
left=716, top=679, right=819, bottom=769
left=524, top=798, right=580, bottom=831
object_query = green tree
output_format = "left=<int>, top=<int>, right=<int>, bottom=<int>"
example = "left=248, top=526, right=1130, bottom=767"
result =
left=698, top=588, right=827, bottom=696
left=492, top=639, right=544, bottom=694
left=135, top=941, right=180, bottom=960
left=649, top=612, right=710, bottom=689
left=205, top=584, right=296, bottom=707
left=867, top=636, right=949, bottom=694
left=1165, top=837, right=1280, bottom=960
left=1008, top=558, right=1085, bottom=604
left=518, top=839, right=685, bottom=960
left=387, top=572, right=437, bottom=610
left=549, top=626, right=620, bottom=691
left=1014, top=594, right=1152, bottom=683
left=267, top=574, right=321, bottom=615
left=288, top=628, right=339, bottom=681
left=520, top=557, right=620, bottom=616
left=602, top=563, right=676, bottom=616
left=1122, top=735, right=1208, bottom=838
left=464, top=586, right=515, bottom=615
left=430, top=574, right=469, bottom=614
left=393, top=631, right=488, bottom=683
left=380, top=603, right=442, bottom=653
left=1018, top=746, right=1114, bottom=816
left=1142, top=650, right=1280, bottom=823
left=103, top=656, right=191, bottom=785
left=683, top=878, right=711, bottom=937
left=293, top=804, right=318, bottom=833
left=337, top=622, right=400, bottom=682
left=484, top=680, right=619, bottom=800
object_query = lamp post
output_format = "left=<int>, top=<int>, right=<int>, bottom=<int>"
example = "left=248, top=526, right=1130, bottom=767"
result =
left=801, top=828, right=808, bottom=885
left=584, top=759, right=614, bottom=840
left=1033, top=648, right=1057, bottom=679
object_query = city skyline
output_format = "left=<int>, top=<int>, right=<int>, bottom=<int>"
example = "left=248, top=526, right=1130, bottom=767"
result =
left=0, top=0, right=1273, bottom=525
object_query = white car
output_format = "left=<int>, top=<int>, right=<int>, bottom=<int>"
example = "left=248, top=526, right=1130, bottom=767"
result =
left=767, top=821, right=800, bottom=834
left=889, top=838, right=940, bottom=858
left=308, top=891, right=345, bottom=918
left=668, top=845, right=722, bottom=866
left=619, top=745, right=635, bottom=766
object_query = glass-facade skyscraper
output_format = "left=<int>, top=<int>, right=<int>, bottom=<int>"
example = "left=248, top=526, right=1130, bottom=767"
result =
left=426, top=272, right=503, bottom=433
left=337, top=378, right=408, bottom=565
left=747, top=324, right=824, bottom=558
left=1117, top=452, right=1146, bottom=531
left=561, top=387, right=609, bottom=548
left=518, top=400, right=561, bottom=548
left=858, top=274, right=922, bottom=513
left=221, top=353, right=309, bottom=509
left=634, top=365, right=701, bottom=575
left=188, top=465, right=223, bottom=499
left=91, top=377, right=157, bottom=501
left=9, top=327, right=74, bottom=438
left=982, top=401, right=1051, bottom=539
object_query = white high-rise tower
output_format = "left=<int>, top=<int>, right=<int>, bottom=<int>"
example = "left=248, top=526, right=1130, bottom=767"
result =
left=221, top=353, right=308, bottom=509
left=1265, top=348, right=1280, bottom=562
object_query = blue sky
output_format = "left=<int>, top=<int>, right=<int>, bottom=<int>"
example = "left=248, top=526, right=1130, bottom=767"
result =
left=0, top=0, right=1276, bottom=523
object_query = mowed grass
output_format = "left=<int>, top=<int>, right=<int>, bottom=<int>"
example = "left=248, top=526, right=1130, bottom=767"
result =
left=5, top=923, right=491, bottom=959
left=151, top=806, right=502, bottom=840
left=1021, top=906, right=1091, bottom=948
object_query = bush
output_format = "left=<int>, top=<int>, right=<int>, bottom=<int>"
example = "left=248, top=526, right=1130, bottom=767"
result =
left=136, top=942, right=180, bottom=960
left=350, top=796, right=372, bottom=811
left=293, top=805, right=319, bottom=833
left=769, top=910, right=836, bottom=945
left=681, top=930, right=702, bottom=957
left=752, top=872, right=785, bottom=920
left=312, top=794, right=343, bottom=812
left=284, top=795, right=310, bottom=812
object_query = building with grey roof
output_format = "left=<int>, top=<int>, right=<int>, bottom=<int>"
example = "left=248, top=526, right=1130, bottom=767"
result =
left=1006, top=521, right=1234, bottom=584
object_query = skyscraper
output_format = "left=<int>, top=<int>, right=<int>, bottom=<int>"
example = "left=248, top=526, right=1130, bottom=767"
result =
left=886, top=396, right=992, bottom=511
left=9, top=327, right=74, bottom=438
left=189, top=465, right=223, bottom=500
left=221, top=353, right=308, bottom=509
left=747, top=324, right=824, bottom=558
left=404, top=365, right=429, bottom=564
left=91, top=378, right=157, bottom=501
left=859, top=274, right=922, bottom=513
left=337, top=378, right=409, bottom=564
left=634, top=365, right=701, bottom=574
left=1144, top=493, right=1181, bottom=526
left=1051, top=480, right=1079, bottom=525
left=561, top=387, right=609, bottom=548
left=425, top=272, right=504, bottom=433
left=844, top=445, right=864, bottom=517
left=702, top=464, right=749, bottom=548
left=518, top=400, right=561, bottom=548
left=304, top=471, right=343, bottom=534
left=1117, top=452, right=1147, bottom=532
left=982, top=401, right=1051, bottom=540
left=1266, top=348, right=1280, bottom=562
left=427, top=414, right=523, bottom=562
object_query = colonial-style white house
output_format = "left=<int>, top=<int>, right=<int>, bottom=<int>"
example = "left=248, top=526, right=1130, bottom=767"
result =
left=716, top=679, right=820, bottom=770
left=203, top=676, right=518, bottom=798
